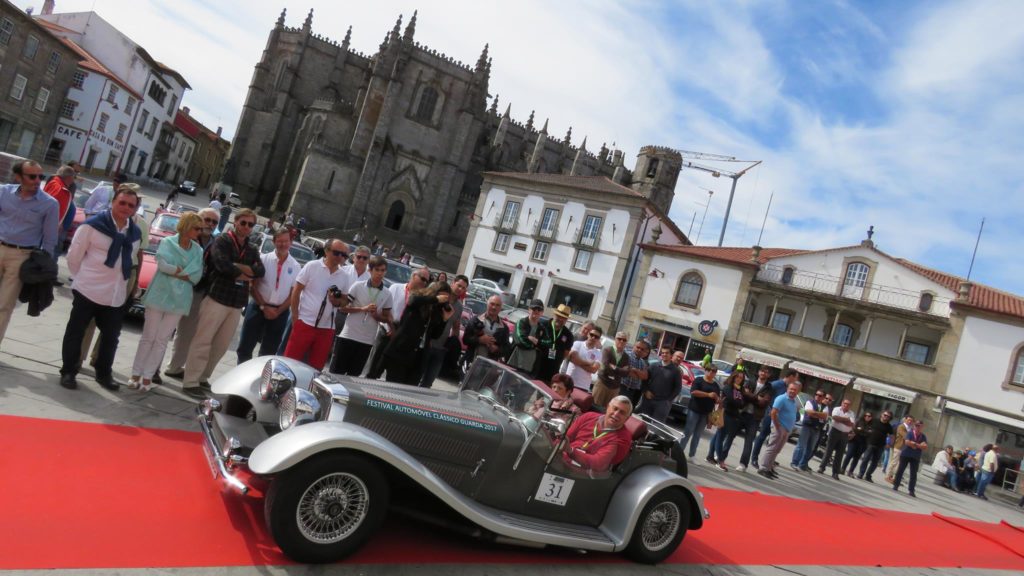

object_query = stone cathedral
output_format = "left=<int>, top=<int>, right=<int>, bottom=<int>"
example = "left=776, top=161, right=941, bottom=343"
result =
left=222, top=9, right=684, bottom=266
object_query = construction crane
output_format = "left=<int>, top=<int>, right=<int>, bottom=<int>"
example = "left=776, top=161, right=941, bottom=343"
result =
left=678, top=157, right=762, bottom=246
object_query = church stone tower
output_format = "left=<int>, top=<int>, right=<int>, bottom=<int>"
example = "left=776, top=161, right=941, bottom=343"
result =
left=630, top=146, right=682, bottom=214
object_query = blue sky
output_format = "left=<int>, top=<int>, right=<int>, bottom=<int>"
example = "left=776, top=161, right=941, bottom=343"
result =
left=22, top=0, right=1024, bottom=295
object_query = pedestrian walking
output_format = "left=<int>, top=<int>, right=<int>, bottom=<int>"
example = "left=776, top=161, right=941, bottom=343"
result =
left=127, top=212, right=204, bottom=391
left=711, top=371, right=752, bottom=471
left=886, top=415, right=915, bottom=483
left=182, top=209, right=265, bottom=395
left=0, top=160, right=58, bottom=347
left=236, top=227, right=299, bottom=363
left=892, top=420, right=928, bottom=497
left=58, top=184, right=142, bottom=390
left=283, top=239, right=350, bottom=371
left=751, top=369, right=799, bottom=469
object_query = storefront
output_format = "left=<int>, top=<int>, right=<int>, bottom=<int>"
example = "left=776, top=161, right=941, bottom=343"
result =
left=737, top=348, right=792, bottom=380
left=942, top=401, right=1024, bottom=491
left=635, top=317, right=715, bottom=363
left=852, top=378, right=917, bottom=423
left=789, top=361, right=853, bottom=403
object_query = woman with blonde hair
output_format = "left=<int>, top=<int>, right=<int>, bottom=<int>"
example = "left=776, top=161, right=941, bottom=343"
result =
left=128, top=211, right=204, bottom=391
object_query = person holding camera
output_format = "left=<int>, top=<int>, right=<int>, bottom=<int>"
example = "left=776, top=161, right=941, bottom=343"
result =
left=283, top=239, right=351, bottom=370
left=381, top=280, right=455, bottom=384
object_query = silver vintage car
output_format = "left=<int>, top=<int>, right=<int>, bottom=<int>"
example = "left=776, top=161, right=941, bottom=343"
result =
left=197, top=356, right=709, bottom=564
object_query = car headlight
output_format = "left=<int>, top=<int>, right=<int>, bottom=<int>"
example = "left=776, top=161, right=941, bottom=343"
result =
left=260, top=358, right=295, bottom=402
left=279, top=388, right=320, bottom=430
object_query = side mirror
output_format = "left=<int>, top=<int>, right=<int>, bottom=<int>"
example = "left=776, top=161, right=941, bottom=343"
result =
left=542, top=416, right=567, bottom=437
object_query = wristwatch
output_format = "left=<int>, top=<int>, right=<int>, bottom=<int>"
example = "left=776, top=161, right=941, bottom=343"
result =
left=259, top=304, right=266, bottom=311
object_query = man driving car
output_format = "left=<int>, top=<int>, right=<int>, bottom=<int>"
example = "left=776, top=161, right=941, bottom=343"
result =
left=562, top=395, right=635, bottom=473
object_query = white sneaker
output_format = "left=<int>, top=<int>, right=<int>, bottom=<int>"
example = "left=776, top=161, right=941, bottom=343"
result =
left=736, top=464, right=747, bottom=473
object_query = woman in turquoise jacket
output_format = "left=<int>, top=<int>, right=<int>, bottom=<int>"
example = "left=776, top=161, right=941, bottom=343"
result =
left=128, top=212, right=204, bottom=391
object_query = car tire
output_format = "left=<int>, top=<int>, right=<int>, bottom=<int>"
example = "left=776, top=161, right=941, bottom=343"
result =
left=670, top=442, right=689, bottom=478
left=623, top=488, right=690, bottom=564
left=265, top=452, right=390, bottom=563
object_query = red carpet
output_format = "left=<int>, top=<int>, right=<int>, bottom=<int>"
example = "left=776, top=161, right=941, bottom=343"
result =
left=2, top=414, right=1024, bottom=570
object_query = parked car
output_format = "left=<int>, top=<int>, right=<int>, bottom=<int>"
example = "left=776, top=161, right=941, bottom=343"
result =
left=149, top=212, right=182, bottom=244
left=227, top=192, right=242, bottom=208
left=469, top=278, right=517, bottom=307
left=163, top=200, right=202, bottom=215
left=408, top=254, right=427, bottom=268
left=64, top=189, right=91, bottom=252
left=197, top=356, right=708, bottom=564
left=128, top=244, right=158, bottom=317
left=383, top=258, right=412, bottom=288
left=179, top=181, right=197, bottom=195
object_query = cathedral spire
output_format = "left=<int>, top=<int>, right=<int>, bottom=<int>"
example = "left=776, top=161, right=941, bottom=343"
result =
left=503, top=102, right=511, bottom=119
left=564, top=126, right=572, bottom=146
left=475, top=44, right=489, bottom=73
left=489, top=94, right=499, bottom=115
left=571, top=137, right=588, bottom=176
left=392, top=14, right=403, bottom=42
left=403, top=10, right=417, bottom=43
left=342, top=25, right=352, bottom=50
left=540, top=118, right=549, bottom=135
left=526, top=110, right=535, bottom=132
left=276, top=7, right=286, bottom=28
left=302, top=8, right=313, bottom=32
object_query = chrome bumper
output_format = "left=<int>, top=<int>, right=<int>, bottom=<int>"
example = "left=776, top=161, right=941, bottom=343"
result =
left=196, top=399, right=250, bottom=495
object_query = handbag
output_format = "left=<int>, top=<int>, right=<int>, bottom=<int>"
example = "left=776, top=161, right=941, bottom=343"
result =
left=708, top=406, right=725, bottom=428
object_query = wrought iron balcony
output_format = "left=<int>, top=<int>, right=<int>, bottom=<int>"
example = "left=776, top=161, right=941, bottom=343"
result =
left=755, top=264, right=951, bottom=317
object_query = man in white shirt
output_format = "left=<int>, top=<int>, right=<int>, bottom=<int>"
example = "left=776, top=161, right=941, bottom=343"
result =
left=567, top=325, right=603, bottom=393
left=236, top=227, right=299, bottom=363
left=333, top=255, right=393, bottom=375
left=283, top=239, right=350, bottom=370
left=82, top=173, right=124, bottom=215
left=365, top=265, right=430, bottom=379
left=818, top=397, right=856, bottom=479
left=59, top=184, right=142, bottom=391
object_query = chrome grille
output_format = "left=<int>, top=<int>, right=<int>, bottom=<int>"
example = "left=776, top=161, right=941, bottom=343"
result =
left=310, top=380, right=333, bottom=420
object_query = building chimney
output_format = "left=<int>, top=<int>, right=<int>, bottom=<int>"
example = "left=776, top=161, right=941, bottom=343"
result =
left=182, top=106, right=190, bottom=116
left=42, top=0, right=55, bottom=15
left=216, top=126, right=222, bottom=137
left=957, top=280, right=972, bottom=302
left=751, top=245, right=762, bottom=263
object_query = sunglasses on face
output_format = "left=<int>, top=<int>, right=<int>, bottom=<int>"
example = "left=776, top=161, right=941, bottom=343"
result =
left=22, top=173, right=43, bottom=180
left=235, top=220, right=254, bottom=228
left=331, top=250, right=348, bottom=258
left=588, top=333, right=600, bottom=339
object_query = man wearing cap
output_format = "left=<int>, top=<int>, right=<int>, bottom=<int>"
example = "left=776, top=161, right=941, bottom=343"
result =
left=537, top=304, right=575, bottom=382
left=507, top=299, right=551, bottom=378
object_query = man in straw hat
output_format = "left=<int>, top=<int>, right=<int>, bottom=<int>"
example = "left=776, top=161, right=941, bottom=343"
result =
left=537, top=303, right=576, bottom=382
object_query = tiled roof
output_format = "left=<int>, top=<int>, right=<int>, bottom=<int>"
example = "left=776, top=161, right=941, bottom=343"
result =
left=894, top=259, right=1024, bottom=321
left=174, top=110, right=201, bottom=139
left=483, top=172, right=644, bottom=199
left=36, top=21, right=142, bottom=100
left=641, top=244, right=809, bottom=268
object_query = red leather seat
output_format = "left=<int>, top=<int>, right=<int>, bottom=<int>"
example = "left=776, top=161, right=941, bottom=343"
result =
left=570, top=388, right=593, bottom=412
left=624, top=416, right=648, bottom=442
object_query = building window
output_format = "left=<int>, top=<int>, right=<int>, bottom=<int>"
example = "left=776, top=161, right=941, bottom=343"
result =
left=579, top=214, right=602, bottom=248
left=674, top=271, right=703, bottom=308
left=10, top=74, right=27, bottom=101
left=46, top=51, right=61, bottom=74
left=572, top=249, right=592, bottom=272
left=646, top=158, right=659, bottom=178
left=547, top=284, right=594, bottom=317
left=116, top=124, right=127, bottom=142
left=60, top=99, right=78, bottom=119
left=34, top=87, right=49, bottom=112
left=781, top=266, right=795, bottom=285
left=531, top=241, right=550, bottom=262
left=918, top=292, right=934, bottom=312
left=538, top=207, right=559, bottom=238
left=499, top=200, right=521, bottom=231
left=147, top=118, right=157, bottom=139
left=23, top=35, right=38, bottom=60
left=71, top=70, right=86, bottom=89
left=902, top=341, right=931, bottom=365
left=137, top=109, right=149, bottom=133
left=106, top=84, right=119, bottom=103
left=833, top=323, right=854, bottom=347
left=493, top=232, right=511, bottom=254
left=125, top=97, right=135, bottom=115
left=97, top=113, right=109, bottom=133
left=842, top=262, right=870, bottom=298
left=167, top=94, right=177, bottom=115
left=0, top=18, right=13, bottom=46
left=1012, top=348, right=1024, bottom=386
left=148, top=81, right=167, bottom=105
left=414, top=86, right=438, bottom=122
left=770, top=311, right=793, bottom=332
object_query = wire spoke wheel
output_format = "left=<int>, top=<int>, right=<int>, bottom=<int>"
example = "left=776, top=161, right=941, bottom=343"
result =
left=641, top=501, right=681, bottom=552
left=296, top=472, right=369, bottom=544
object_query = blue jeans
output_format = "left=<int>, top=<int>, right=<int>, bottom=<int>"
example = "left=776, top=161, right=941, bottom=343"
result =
left=750, top=412, right=772, bottom=467
left=946, top=469, right=959, bottom=490
left=858, top=445, right=884, bottom=479
left=418, top=347, right=447, bottom=388
left=976, top=470, right=995, bottom=497
left=713, top=413, right=744, bottom=463
left=276, top=321, right=292, bottom=355
left=791, top=426, right=821, bottom=468
left=727, top=412, right=757, bottom=466
left=236, top=301, right=290, bottom=363
left=679, top=409, right=710, bottom=458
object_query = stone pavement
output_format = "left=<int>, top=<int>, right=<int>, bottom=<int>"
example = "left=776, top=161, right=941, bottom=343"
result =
left=1, top=200, right=1022, bottom=574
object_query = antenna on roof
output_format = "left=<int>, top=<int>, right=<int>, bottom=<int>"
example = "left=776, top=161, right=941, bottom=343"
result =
left=756, top=191, right=773, bottom=246
left=966, top=217, right=985, bottom=280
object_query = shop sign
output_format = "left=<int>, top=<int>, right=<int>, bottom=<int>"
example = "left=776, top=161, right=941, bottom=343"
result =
left=57, top=124, right=85, bottom=140
left=697, top=319, right=718, bottom=337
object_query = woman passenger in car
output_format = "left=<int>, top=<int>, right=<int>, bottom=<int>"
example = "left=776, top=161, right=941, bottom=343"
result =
left=533, top=373, right=581, bottom=419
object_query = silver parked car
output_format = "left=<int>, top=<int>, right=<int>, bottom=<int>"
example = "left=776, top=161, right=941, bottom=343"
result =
left=197, top=357, right=708, bottom=564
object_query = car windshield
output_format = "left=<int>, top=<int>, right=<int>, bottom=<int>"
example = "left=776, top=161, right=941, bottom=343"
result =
left=152, top=214, right=179, bottom=234
left=145, top=236, right=160, bottom=254
left=385, top=261, right=412, bottom=284
left=461, top=357, right=552, bottom=419
left=463, top=299, right=487, bottom=316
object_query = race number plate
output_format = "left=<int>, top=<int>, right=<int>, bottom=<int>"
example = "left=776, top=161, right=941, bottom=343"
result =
left=535, top=473, right=574, bottom=506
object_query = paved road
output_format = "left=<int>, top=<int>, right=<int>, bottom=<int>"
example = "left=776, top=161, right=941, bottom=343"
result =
left=1, top=234, right=1022, bottom=574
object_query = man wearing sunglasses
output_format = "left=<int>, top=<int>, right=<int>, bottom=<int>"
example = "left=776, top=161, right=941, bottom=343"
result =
left=182, top=208, right=265, bottom=396
left=0, top=160, right=59, bottom=348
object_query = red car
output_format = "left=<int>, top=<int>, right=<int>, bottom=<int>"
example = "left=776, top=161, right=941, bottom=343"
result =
left=63, top=190, right=91, bottom=253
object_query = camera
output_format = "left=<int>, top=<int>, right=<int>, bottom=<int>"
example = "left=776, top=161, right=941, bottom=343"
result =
left=328, top=285, right=343, bottom=299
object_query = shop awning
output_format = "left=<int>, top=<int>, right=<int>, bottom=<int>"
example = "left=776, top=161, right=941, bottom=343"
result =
left=852, top=378, right=918, bottom=404
left=789, top=361, right=853, bottom=385
left=738, top=348, right=791, bottom=369
left=945, top=400, right=1024, bottom=432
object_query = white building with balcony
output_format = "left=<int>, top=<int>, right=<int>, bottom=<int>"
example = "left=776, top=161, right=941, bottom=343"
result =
left=457, top=172, right=688, bottom=326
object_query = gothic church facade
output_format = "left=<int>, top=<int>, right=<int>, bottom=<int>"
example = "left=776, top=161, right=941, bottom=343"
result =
left=223, top=10, right=684, bottom=265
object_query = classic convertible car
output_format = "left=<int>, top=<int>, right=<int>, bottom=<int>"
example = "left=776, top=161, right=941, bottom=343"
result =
left=197, top=357, right=709, bottom=564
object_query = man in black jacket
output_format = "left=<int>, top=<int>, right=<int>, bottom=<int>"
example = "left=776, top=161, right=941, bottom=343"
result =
left=462, top=295, right=510, bottom=364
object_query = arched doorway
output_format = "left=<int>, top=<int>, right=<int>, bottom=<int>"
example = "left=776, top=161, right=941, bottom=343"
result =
left=385, top=200, right=405, bottom=231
